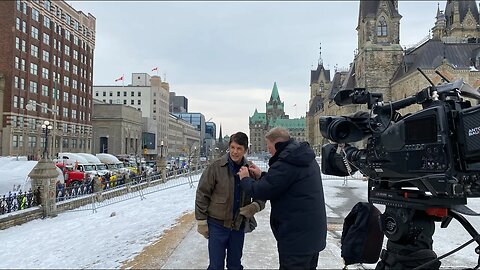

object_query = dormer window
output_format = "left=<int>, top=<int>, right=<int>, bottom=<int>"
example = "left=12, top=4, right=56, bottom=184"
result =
left=377, top=16, right=388, bottom=36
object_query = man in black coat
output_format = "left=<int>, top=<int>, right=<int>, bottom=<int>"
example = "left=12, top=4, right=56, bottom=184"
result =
left=238, top=127, right=327, bottom=270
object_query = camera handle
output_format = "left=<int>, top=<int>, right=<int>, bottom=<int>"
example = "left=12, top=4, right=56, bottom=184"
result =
left=375, top=206, right=480, bottom=270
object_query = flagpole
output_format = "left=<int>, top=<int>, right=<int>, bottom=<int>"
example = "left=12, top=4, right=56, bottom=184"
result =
left=122, top=74, right=124, bottom=87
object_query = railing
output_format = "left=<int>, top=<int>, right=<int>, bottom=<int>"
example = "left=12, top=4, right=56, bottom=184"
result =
left=0, top=189, right=40, bottom=215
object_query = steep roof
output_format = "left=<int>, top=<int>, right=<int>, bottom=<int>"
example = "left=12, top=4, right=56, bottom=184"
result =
left=249, top=109, right=267, bottom=124
left=270, top=82, right=280, bottom=102
left=310, top=64, right=331, bottom=85
left=308, top=95, right=324, bottom=117
left=358, top=0, right=401, bottom=28
left=392, top=39, right=480, bottom=82
left=328, top=70, right=350, bottom=100
left=270, top=117, right=306, bottom=129
left=445, top=0, right=480, bottom=26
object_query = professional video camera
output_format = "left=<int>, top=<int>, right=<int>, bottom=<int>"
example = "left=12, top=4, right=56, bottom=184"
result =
left=321, top=69, right=480, bottom=210
left=321, top=69, right=480, bottom=269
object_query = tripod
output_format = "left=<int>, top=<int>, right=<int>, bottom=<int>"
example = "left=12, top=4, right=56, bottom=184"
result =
left=375, top=206, right=480, bottom=270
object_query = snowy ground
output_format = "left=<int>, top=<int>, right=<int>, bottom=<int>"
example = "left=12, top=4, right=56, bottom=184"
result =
left=1, top=157, right=480, bottom=268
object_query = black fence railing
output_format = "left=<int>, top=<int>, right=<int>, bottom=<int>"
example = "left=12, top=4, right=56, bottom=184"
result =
left=0, top=189, right=40, bottom=215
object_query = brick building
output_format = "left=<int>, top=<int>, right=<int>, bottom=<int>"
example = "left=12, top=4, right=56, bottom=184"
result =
left=0, top=0, right=95, bottom=158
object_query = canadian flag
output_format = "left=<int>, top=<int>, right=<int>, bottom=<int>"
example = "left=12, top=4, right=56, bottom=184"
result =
left=114, top=76, right=124, bottom=82
left=152, top=67, right=158, bottom=71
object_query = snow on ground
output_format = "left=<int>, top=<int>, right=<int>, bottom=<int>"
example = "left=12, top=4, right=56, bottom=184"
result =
left=0, top=158, right=480, bottom=268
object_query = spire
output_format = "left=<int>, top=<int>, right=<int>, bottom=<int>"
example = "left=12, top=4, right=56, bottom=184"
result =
left=436, top=2, right=441, bottom=18
left=318, top=42, right=323, bottom=66
left=270, top=82, right=280, bottom=102
left=218, top=124, right=223, bottom=143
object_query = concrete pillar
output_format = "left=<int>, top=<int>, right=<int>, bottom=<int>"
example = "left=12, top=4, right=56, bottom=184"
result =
left=156, top=155, right=166, bottom=182
left=28, top=158, right=58, bottom=217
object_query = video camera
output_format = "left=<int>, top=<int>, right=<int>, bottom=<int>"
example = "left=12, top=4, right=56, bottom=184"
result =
left=320, top=69, right=480, bottom=211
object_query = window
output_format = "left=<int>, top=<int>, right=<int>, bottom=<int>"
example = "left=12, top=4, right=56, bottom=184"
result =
left=65, top=45, right=70, bottom=56
left=102, top=91, right=106, bottom=97
left=14, top=57, right=19, bottom=69
left=43, top=16, right=50, bottom=28
left=42, top=50, right=49, bottom=62
left=109, top=91, right=113, bottom=97
left=30, top=63, right=38, bottom=75
left=153, top=99, right=156, bottom=105
left=42, top=85, right=48, bottom=96
left=32, top=8, right=39, bottom=21
left=72, top=94, right=77, bottom=104
left=63, top=92, right=69, bottom=102
left=131, top=91, right=134, bottom=97
left=20, top=58, right=25, bottom=71
left=31, top=27, right=39, bottom=39
left=72, top=109, right=77, bottom=119
left=13, top=96, right=18, bottom=108
left=72, top=80, right=77, bottom=89
left=73, top=35, right=79, bottom=46
left=15, top=18, right=20, bottom=31
left=14, top=76, right=19, bottom=88
left=377, top=16, right=388, bottom=36
left=42, top=67, right=49, bottom=79
left=16, top=0, right=21, bottom=11
left=22, top=21, right=26, bottom=33
left=30, top=44, right=38, bottom=58
left=65, top=29, right=71, bottom=41
left=117, top=91, right=120, bottom=97
left=73, top=64, right=78, bottom=75
left=44, top=0, right=51, bottom=11
left=138, top=100, right=141, bottom=105
left=43, top=33, right=50, bottom=45
left=63, top=108, right=68, bottom=117
left=64, top=61, right=70, bottom=71
left=130, top=100, right=134, bottom=105
left=28, top=136, right=37, bottom=148
left=21, top=40, right=26, bottom=52
left=15, top=37, right=20, bottom=50
left=64, top=76, right=69, bottom=87
left=123, top=100, right=127, bottom=105
left=29, top=81, right=38, bottom=93
left=20, top=78, right=25, bottom=90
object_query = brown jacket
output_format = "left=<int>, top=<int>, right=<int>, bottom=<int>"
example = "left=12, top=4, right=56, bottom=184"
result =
left=195, top=154, right=265, bottom=230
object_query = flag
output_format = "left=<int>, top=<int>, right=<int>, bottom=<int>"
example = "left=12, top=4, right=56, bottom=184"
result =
left=152, top=67, right=158, bottom=72
left=114, top=76, right=124, bottom=82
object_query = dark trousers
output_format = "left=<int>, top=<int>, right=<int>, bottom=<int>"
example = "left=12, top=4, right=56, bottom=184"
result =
left=207, top=220, right=245, bottom=270
left=279, top=252, right=319, bottom=270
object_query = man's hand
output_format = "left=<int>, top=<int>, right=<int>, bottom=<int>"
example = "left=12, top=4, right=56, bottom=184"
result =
left=247, top=163, right=262, bottom=180
left=238, top=166, right=250, bottom=180
left=197, top=220, right=208, bottom=239
left=239, top=202, right=261, bottom=218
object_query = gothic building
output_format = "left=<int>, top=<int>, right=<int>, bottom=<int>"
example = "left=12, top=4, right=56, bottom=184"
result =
left=306, top=0, right=480, bottom=152
left=249, top=82, right=306, bottom=153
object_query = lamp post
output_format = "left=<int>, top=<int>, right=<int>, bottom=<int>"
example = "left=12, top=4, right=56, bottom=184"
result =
left=26, top=100, right=58, bottom=158
left=41, top=120, right=53, bottom=159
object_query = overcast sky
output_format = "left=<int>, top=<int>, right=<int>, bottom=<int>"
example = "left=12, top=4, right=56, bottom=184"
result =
left=70, top=1, right=443, bottom=137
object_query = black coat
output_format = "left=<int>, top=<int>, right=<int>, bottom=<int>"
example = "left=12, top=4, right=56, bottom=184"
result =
left=240, top=140, right=327, bottom=255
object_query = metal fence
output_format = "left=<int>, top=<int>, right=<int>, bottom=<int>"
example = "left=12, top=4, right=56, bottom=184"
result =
left=1, top=159, right=360, bottom=216
left=0, top=189, right=40, bottom=215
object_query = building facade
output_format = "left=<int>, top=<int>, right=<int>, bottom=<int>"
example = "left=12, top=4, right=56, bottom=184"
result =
left=172, top=112, right=206, bottom=155
left=91, top=102, right=142, bottom=156
left=93, top=73, right=170, bottom=159
left=169, top=92, right=188, bottom=113
left=249, top=82, right=306, bottom=154
left=0, top=0, right=96, bottom=158
left=167, top=113, right=201, bottom=158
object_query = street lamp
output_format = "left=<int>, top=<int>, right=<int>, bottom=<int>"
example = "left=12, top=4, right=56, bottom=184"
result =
left=160, top=140, right=164, bottom=158
left=41, top=120, right=53, bottom=159
left=26, top=100, right=58, bottom=157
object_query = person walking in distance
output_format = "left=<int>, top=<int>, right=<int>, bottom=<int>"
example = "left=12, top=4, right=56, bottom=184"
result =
left=195, top=131, right=265, bottom=270
left=238, top=127, right=327, bottom=270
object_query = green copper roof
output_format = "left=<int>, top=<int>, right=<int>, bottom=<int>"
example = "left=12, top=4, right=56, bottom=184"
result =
left=250, top=109, right=267, bottom=124
left=269, top=117, right=306, bottom=129
left=270, top=82, right=280, bottom=101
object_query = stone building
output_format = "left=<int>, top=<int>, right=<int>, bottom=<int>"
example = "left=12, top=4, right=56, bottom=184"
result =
left=249, top=82, right=306, bottom=153
left=0, top=0, right=96, bottom=158
left=306, top=0, right=480, bottom=151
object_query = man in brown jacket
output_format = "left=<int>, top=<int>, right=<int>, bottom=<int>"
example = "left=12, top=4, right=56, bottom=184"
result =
left=195, top=132, right=265, bottom=270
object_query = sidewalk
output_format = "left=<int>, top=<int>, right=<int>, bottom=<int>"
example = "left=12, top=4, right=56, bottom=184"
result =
left=161, top=202, right=347, bottom=269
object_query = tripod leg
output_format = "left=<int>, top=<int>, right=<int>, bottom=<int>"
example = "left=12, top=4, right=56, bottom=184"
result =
left=376, top=207, right=440, bottom=270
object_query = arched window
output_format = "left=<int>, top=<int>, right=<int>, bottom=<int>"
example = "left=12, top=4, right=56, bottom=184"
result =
left=377, top=16, right=388, bottom=36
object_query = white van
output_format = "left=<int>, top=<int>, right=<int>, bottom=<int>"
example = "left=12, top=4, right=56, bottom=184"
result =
left=96, top=153, right=130, bottom=174
left=76, top=153, right=111, bottom=176
left=56, top=152, right=98, bottom=176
